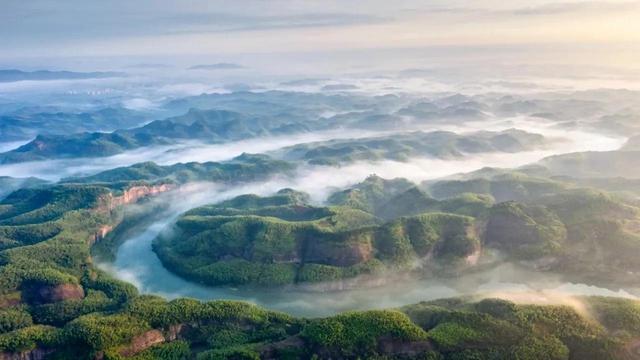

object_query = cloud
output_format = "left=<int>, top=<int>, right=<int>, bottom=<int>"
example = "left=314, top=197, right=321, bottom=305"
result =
left=161, top=12, right=390, bottom=35
left=0, top=140, right=32, bottom=153
left=104, top=209, right=639, bottom=317
left=0, top=110, right=626, bottom=183
left=122, top=98, right=156, bottom=111
left=102, top=179, right=638, bottom=317
left=510, top=1, right=640, bottom=16
left=1, top=1, right=389, bottom=49
left=401, top=1, right=640, bottom=19
left=3, top=0, right=640, bottom=65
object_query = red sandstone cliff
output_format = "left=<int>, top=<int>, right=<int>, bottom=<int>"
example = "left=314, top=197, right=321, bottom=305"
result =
left=91, top=183, right=175, bottom=243
left=99, top=184, right=175, bottom=212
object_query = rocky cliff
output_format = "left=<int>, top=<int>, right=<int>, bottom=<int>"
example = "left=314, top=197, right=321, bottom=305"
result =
left=100, top=184, right=175, bottom=211
left=91, top=183, right=175, bottom=244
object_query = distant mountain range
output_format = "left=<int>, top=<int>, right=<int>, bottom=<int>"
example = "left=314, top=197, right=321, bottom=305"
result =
left=0, top=107, right=151, bottom=142
left=274, top=129, right=547, bottom=165
left=188, top=63, right=244, bottom=70
left=0, top=69, right=126, bottom=82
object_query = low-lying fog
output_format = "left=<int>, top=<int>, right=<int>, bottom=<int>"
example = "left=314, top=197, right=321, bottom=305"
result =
left=100, top=178, right=638, bottom=318
left=0, top=115, right=625, bottom=182
left=4, top=70, right=632, bottom=316
left=106, top=228, right=639, bottom=318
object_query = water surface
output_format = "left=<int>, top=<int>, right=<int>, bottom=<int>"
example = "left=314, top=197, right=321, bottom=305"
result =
left=102, top=212, right=638, bottom=318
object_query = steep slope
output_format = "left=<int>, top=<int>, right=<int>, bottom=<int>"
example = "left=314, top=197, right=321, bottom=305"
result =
left=153, top=191, right=479, bottom=285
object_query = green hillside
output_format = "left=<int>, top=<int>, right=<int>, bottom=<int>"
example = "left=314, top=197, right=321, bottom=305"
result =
left=153, top=190, right=478, bottom=285
left=275, top=129, right=547, bottom=165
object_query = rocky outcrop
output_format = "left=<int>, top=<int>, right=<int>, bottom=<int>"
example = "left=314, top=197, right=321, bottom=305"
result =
left=119, top=330, right=165, bottom=357
left=115, top=184, right=174, bottom=206
left=99, top=184, right=175, bottom=212
left=377, top=337, right=433, bottom=356
left=92, top=224, right=114, bottom=244
left=165, top=324, right=188, bottom=342
left=303, top=237, right=374, bottom=267
left=464, top=246, right=481, bottom=266
left=33, top=283, right=84, bottom=304
left=91, top=183, right=175, bottom=245
left=0, top=292, right=21, bottom=308
left=260, top=335, right=305, bottom=359
left=0, top=349, right=54, bottom=360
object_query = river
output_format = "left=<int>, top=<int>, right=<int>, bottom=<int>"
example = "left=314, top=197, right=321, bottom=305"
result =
left=97, top=124, right=633, bottom=317
left=100, top=205, right=638, bottom=318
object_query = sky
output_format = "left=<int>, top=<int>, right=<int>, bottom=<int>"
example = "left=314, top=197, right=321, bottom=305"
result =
left=2, top=0, right=640, bottom=72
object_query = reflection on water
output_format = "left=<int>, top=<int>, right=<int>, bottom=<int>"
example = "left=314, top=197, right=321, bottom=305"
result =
left=101, top=213, right=638, bottom=318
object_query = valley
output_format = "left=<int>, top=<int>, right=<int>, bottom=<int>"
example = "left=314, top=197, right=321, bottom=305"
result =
left=0, top=77, right=640, bottom=359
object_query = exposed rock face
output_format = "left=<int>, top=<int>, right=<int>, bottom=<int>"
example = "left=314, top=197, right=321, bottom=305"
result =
left=0, top=292, right=21, bottom=308
left=377, top=337, right=433, bottom=356
left=0, top=349, right=54, bottom=360
left=303, top=237, right=373, bottom=267
left=299, top=336, right=433, bottom=359
left=259, top=335, right=305, bottom=359
left=116, top=185, right=174, bottom=206
left=99, top=184, right=175, bottom=212
left=34, top=283, right=85, bottom=303
left=91, top=183, right=175, bottom=244
left=464, top=247, right=481, bottom=266
left=166, top=324, right=188, bottom=341
left=92, top=224, right=114, bottom=244
left=119, top=330, right=165, bottom=357
left=463, top=223, right=483, bottom=266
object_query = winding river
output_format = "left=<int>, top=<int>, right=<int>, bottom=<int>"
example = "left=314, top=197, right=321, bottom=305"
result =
left=98, top=123, right=634, bottom=317
left=101, top=192, right=639, bottom=318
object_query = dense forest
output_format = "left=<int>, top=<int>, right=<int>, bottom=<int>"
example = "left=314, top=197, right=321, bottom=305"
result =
left=0, top=77, right=640, bottom=359
left=1, top=149, right=640, bottom=358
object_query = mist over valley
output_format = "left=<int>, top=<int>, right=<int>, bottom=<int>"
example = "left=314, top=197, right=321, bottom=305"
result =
left=3, top=2, right=640, bottom=357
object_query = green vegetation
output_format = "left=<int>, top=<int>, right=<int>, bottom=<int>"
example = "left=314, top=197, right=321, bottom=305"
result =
left=64, top=313, right=151, bottom=350
left=0, top=325, right=61, bottom=353
left=401, top=297, right=620, bottom=360
left=586, top=296, right=640, bottom=337
left=0, top=100, right=549, bottom=165
left=329, top=175, right=493, bottom=219
left=0, top=307, right=32, bottom=333
left=538, top=150, right=640, bottom=179
left=424, top=168, right=640, bottom=283
left=1, top=100, right=376, bottom=164
left=0, top=107, right=150, bottom=144
left=484, top=202, right=567, bottom=259
left=128, top=341, right=191, bottom=360
left=1, top=145, right=640, bottom=358
left=153, top=171, right=640, bottom=287
left=153, top=191, right=479, bottom=286
left=301, top=310, right=428, bottom=356
left=64, top=153, right=294, bottom=184
left=0, top=176, right=48, bottom=200
left=276, top=129, right=547, bottom=165
left=327, top=175, right=415, bottom=213
left=428, top=172, right=568, bottom=203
